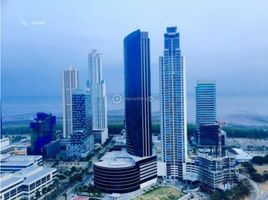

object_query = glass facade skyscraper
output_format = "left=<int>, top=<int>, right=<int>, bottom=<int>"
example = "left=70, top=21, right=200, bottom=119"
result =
left=28, top=112, right=56, bottom=155
left=160, top=27, right=187, bottom=180
left=72, top=88, right=92, bottom=136
left=196, top=81, right=216, bottom=143
left=124, top=30, right=152, bottom=157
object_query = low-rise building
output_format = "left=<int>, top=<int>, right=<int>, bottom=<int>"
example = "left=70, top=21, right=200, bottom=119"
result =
left=0, top=165, right=57, bottom=200
left=61, top=130, right=94, bottom=159
left=0, top=154, right=42, bottom=173
left=184, top=154, right=239, bottom=191
left=43, top=139, right=61, bottom=158
left=0, top=138, right=28, bottom=156
left=93, top=150, right=157, bottom=193
left=230, top=148, right=252, bottom=163
left=0, top=138, right=11, bottom=150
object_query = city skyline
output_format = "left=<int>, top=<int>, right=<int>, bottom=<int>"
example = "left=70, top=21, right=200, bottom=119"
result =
left=2, top=2, right=268, bottom=199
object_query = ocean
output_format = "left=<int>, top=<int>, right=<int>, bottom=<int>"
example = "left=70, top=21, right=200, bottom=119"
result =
left=2, top=94, right=268, bottom=126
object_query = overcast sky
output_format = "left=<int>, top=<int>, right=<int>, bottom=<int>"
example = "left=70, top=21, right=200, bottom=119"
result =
left=2, top=0, right=268, bottom=98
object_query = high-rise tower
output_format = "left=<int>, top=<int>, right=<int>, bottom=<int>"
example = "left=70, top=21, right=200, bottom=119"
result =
left=196, top=81, right=216, bottom=143
left=88, top=50, right=108, bottom=144
left=93, top=30, right=157, bottom=193
left=62, top=67, right=78, bottom=138
left=124, top=30, right=152, bottom=157
left=72, top=88, right=92, bottom=136
left=160, top=27, right=187, bottom=180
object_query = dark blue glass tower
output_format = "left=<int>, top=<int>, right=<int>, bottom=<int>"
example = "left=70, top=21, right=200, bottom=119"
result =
left=29, top=112, right=56, bottom=155
left=124, top=30, right=152, bottom=157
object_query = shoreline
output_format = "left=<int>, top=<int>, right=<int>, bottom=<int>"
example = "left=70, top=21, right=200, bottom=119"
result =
left=2, top=115, right=268, bottom=129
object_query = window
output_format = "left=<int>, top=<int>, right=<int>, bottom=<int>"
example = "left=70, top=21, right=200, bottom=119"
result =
left=30, top=183, right=35, bottom=191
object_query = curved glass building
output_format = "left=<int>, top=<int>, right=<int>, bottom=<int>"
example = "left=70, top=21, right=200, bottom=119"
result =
left=124, top=30, right=152, bottom=157
left=93, top=151, right=157, bottom=193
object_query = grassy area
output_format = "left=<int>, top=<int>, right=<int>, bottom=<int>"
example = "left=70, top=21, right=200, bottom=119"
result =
left=254, top=164, right=268, bottom=175
left=134, top=186, right=185, bottom=200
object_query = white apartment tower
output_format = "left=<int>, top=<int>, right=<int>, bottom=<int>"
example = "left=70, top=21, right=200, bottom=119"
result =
left=62, top=67, right=78, bottom=138
left=160, top=27, right=187, bottom=180
left=88, top=50, right=108, bottom=144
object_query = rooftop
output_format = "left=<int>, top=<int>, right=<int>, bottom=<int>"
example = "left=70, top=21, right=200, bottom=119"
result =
left=18, top=165, right=57, bottom=185
left=0, top=174, right=24, bottom=193
left=0, top=165, right=57, bottom=190
left=231, top=148, right=253, bottom=161
left=197, top=153, right=235, bottom=161
left=0, top=143, right=29, bottom=154
left=94, top=150, right=145, bottom=168
left=167, top=26, right=177, bottom=33
left=197, top=80, right=216, bottom=84
left=0, top=154, right=42, bottom=167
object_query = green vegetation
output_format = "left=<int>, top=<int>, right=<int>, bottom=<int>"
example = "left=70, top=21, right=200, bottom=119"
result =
left=71, top=166, right=78, bottom=173
left=3, top=121, right=268, bottom=139
left=134, top=186, right=185, bottom=200
left=2, top=123, right=62, bottom=135
left=242, top=162, right=257, bottom=174
left=42, top=181, right=63, bottom=200
left=108, top=123, right=124, bottom=135
left=152, top=123, right=160, bottom=133
left=242, top=162, right=268, bottom=183
left=56, top=174, right=67, bottom=180
left=69, top=172, right=83, bottom=182
left=108, top=123, right=194, bottom=136
left=211, top=179, right=251, bottom=200
left=223, top=126, right=268, bottom=138
left=252, top=154, right=268, bottom=165
left=77, top=184, right=102, bottom=197
left=108, top=123, right=268, bottom=140
left=250, top=173, right=264, bottom=182
left=2, top=126, right=31, bottom=135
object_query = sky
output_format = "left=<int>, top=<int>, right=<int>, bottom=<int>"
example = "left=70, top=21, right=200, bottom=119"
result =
left=2, top=0, right=268, bottom=99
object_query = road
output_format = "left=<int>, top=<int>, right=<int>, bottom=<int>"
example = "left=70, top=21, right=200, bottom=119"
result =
left=259, top=191, right=268, bottom=200
left=57, top=175, right=93, bottom=200
left=57, top=138, right=114, bottom=200
left=240, top=174, right=260, bottom=200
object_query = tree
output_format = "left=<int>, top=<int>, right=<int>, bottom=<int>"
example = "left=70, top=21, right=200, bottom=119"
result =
left=250, top=173, right=263, bottom=183
left=263, top=173, right=268, bottom=181
left=211, top=179, right=251, bottom=200
left=211, top=191, right=225, bottom=200
left=264, top=154, right=268, bottom=163
left=41, top=187, right=47, bottom=194
left=63, top=193, right=67, bottom=200
left=242, top=162, right=256, bottom=174
left=252, top=156, right=265, bottom=165
left=71, top=166, right=77, bottom=173
left=35, top=190, right=41, bottom=199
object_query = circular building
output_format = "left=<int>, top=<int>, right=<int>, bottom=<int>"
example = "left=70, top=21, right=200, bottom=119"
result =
left=93, top=150, right=157, bottom=193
